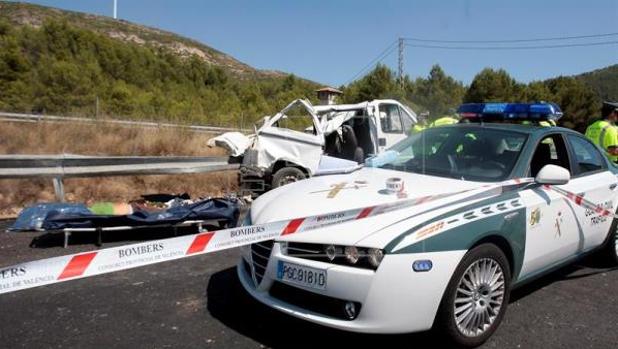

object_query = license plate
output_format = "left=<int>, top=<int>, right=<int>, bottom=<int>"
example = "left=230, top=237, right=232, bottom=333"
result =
left=277, top=261, right=327, bottom=290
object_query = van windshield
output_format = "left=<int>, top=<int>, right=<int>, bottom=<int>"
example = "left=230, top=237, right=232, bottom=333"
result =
left=378, top=126, right=527, bottom=181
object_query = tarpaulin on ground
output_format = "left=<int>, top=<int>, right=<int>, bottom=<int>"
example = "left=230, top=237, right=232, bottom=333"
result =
left=9, top=203, right=92, bottom=232
left=41, top=198, right=240, bottom=230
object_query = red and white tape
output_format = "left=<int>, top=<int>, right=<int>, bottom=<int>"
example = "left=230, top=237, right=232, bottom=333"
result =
left=545, top=185, right=618, bottom=218
left=9, top=176, right=606, bottom=296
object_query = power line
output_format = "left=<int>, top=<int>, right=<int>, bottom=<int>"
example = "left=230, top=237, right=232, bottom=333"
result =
left=404, top=40, right=618, bottom=50
left=346, top=40, right=397, bottom=84
left=402, top=32, right=618, bottom=44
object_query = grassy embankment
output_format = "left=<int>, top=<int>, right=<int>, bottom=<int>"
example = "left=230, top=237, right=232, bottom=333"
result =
left=0, top=121, right=237, bottom=217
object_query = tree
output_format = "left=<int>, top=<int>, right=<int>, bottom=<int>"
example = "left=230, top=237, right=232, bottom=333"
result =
left=519, top=81, right=553, bottom=102
left=464, top=68, right=523, bottom=103
left=410, top=65, right=465, bottom=117
left=544, top=77, right=599, bottom=132
left=342, top=64, right=401, bottom=103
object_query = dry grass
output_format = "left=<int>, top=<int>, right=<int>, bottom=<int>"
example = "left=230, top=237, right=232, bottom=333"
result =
left=0, top=121, right=237, bottom=217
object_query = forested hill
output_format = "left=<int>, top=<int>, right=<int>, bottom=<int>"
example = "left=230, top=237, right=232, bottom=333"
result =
left=576, top=64, right=618, bottom=101
left=0, top=1, right=319, bottom=127
left=0, top=1, right=281, bottom=78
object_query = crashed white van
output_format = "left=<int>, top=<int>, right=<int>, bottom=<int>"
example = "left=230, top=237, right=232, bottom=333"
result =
left=209, top=99, right=417, bottom=194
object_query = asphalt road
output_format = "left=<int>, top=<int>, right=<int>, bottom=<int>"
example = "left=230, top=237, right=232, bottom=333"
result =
left=0, top=220, right=617, bottom=349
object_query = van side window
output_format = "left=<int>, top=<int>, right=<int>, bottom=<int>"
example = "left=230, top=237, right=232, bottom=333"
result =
left=379, top=104, right=403, bottom=134
left=399, top=106, right=413, bottom=133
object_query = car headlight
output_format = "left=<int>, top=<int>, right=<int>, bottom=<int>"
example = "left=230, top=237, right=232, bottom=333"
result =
left=283, top=242, right=384, bottom=270
left=367, top=248, right=384, bottom=268
left=344, top=246, right=360, bottom=264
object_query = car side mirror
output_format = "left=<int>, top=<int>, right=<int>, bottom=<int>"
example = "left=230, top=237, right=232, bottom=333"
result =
left=535, top=164, right=570, bottom=185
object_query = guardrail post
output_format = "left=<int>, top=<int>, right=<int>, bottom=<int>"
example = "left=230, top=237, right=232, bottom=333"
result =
left=52, top=177, right=65, bottom=202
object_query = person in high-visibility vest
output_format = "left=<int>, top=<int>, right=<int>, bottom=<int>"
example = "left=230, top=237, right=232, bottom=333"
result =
left=521, top=119, right=557, bottom=127
left=585, top=101, right=618, bottom=163
left=410, top=111, right=429, bottom=134
left=429, top=115, right=459, bottom=127
left=538, top=120, right=557, bottom=127
left=411, top=124, right=426, bottom=133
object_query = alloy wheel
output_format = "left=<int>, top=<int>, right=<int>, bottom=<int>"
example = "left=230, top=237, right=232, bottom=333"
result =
left=453, top=258, right=505, bottom=337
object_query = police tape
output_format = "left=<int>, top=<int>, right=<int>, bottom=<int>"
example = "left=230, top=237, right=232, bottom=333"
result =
left=1, top=176, right=587, bottom=296
left=545, top=185, right=617, bottom=218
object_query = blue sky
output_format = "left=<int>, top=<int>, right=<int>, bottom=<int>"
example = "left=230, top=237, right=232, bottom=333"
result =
left=20, top=0, right=618, bottom=86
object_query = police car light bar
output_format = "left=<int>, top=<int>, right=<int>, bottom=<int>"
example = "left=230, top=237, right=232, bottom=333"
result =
left=457, top=102, right=563, bottom=121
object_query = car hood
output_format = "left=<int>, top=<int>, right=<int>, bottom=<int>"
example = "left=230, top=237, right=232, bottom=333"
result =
left=251, top=167, right=488, bottom=247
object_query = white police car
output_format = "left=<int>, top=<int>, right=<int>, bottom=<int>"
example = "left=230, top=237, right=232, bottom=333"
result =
left=237, top=103, right=618, bottom=347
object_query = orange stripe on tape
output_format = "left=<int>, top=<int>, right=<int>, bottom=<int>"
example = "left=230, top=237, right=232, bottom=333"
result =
left=57, top=252, right=98, bottom=280
left=282, top=218, right=305, bottom=235
left=186, top=232, right=214, bottom=255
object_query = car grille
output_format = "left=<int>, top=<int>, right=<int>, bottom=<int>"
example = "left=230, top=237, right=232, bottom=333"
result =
left=250, top=240, right=274, bottom=284
left=269, top=281, right=362, bottom=321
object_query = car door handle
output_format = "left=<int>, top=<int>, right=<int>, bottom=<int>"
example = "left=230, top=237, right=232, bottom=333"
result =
left=610, top=183, right=618, bottom=191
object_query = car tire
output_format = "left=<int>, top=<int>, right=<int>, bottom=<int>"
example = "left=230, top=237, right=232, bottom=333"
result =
left=271, top=167, right=306, bottom=189
left=598, top=213, right=618, bottom=266
left=435, top=243, right=511, bottom=347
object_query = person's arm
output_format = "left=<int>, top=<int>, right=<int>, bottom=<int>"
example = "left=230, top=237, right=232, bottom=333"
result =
left=605, top=127, right=618, bottom=155
left=607, top=146, right=618, bottom=156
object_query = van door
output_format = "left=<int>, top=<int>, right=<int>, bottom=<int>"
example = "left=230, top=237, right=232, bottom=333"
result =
left=376, top=103, right=407, bottom=152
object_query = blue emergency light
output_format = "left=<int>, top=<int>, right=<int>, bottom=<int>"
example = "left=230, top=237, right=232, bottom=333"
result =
left=457, top=102, right=563, bottom=121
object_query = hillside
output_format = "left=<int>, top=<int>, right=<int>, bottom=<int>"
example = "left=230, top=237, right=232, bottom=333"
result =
left=0, top=1, right=281, bottom=78
left=576, top=64, right=618, bottom=101
left=0, top=1, right=319, bottom=127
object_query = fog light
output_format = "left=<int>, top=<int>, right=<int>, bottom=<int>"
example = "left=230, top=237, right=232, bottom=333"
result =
left=367, top=248, right=384, bottom=268
left=325, top=244, right=336, bottom=261
left=344, top=246, right=359, bottom=264
left=344, top=301, right=357, bottom=320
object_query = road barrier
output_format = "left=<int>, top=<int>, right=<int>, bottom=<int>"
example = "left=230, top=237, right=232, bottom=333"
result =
left=0, top=154, right=239, bottom=201
left=0, top=111, right=250, bottom=134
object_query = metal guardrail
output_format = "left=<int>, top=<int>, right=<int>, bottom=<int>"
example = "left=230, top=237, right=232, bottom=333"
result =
left=0, top=111, right=251, bottom=134
left=0, top=154, right=239, bottom=201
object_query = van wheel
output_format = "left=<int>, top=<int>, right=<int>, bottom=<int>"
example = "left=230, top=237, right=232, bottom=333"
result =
left=436, top=244, right=511, bottom=347
left=598, top=213, right=618, bottom=265
left=272, top=167, right=306, bottom=188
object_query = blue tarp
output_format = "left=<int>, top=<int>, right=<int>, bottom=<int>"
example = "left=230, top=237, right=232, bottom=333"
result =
left=41, top=198, right=239, bottom=230
left=9, top=203, right=92, bottom=232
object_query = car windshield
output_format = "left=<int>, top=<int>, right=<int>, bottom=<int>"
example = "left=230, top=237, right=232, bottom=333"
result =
left=377, top=126, right=528, bottom=181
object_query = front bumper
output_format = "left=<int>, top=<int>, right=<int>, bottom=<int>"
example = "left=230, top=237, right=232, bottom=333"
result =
left=237, top=242, right=466, bottom=334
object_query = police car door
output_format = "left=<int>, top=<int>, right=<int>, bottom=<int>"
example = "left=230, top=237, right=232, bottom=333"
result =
left=562, top=134, right=617, bottom=251
left=518, top=133, right=580, bottom=279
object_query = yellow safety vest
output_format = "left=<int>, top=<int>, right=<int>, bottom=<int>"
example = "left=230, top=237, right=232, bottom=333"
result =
left=429, top=116, right=458, bottom=127
left=585, top=120, right=618, bottom=162
left=411, top=124, right=426, bottom=133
